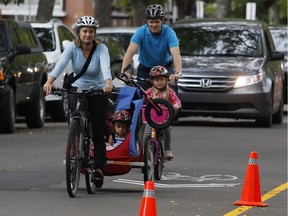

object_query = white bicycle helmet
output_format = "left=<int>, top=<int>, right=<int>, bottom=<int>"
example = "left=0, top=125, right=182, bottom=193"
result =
left=76, top=16, right=99, bottom=29
left=145, top=4, right=166, bottom=19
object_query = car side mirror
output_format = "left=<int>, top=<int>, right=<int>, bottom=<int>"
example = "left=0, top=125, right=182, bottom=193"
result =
left=62, top=40, right=71, bottom=52
left=271, top=51, right=285, bottom=61
left=8, top=44, right=31, bottom=61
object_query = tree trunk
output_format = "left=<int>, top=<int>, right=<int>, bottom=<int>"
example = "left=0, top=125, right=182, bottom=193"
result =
left=269, top=3, right=280, bottom=24
left=36, top=0, right=55, bottom=22
left=175, top=0, right=195, bottom=20
left=216, top=0, right=230, bottom=18
left=94, top=0, right=112, bottom=27
left=132, top=0, right=148, bottom=26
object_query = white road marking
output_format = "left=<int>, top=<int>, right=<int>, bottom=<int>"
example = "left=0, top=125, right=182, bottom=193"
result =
left=113, top=178, right=240, bottom=188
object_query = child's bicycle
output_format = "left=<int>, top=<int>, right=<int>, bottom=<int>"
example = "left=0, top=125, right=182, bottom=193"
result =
left=52, top=87, right=117, bottom=197
left=114, top=72, right=175, bottom=181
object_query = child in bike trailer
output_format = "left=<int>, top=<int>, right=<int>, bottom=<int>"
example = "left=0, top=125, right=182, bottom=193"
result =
left=143, top=66, right=182, bottom=160
left=106, top=110, right=131, bottom=150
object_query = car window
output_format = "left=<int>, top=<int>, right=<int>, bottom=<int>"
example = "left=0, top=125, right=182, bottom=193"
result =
left=0, top=24, right=7, bottom=54
left=175, top=26, right=263, bottom=57
left=34, top=27, right=56, bottom=52
left=270, top=29, right=288, bottom=53
left=10, top=23, right=21, bottom=49
left=21, top=27, right=38, bottom=48
left=57, top=26, right=75, bottom=52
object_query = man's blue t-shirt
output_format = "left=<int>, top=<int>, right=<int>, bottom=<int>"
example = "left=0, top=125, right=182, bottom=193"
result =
left=131, top=24, right=179, bottom=68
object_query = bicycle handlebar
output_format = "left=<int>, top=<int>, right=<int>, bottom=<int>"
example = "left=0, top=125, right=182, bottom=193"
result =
left=52, top=87, right=118, bottom=96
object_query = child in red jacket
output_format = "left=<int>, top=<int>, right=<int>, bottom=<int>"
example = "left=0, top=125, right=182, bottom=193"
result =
left=144, top=66, right=181, bottom=160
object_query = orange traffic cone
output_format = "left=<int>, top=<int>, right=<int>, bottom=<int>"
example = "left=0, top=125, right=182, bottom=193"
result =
left=139, top=181, right=157, bottom=216
left=234, top=151, right=268, bottom=207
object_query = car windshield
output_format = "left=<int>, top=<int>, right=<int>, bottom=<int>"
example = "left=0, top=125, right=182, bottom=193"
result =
left=0, top=24, right=8, bottom=56
left=269, top=28, right=288, bottom=54
left=175, top=25, right=263, bottom=57
left=33, top=27, right=56, bottom=52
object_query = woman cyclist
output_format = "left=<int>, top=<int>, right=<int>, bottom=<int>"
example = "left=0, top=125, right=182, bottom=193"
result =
left=43, top=15, right=112, bottom=188
left=121, top=4, right=182, bottom=91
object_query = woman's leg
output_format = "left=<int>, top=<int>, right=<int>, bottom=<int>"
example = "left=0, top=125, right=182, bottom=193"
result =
left=89, top=95, right=108, bottom=170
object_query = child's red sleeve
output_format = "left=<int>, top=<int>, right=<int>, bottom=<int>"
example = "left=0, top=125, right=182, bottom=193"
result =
left=169, top=89, right=182, bottom=107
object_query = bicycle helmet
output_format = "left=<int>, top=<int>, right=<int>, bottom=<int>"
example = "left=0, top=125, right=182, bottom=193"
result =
left=145, top=4, right=166, bottom=19
left=149, top=66, right=169, bottom=79
left=112, top=110, right=131, bottom=123
left=76, top=16, right=99, bottom=29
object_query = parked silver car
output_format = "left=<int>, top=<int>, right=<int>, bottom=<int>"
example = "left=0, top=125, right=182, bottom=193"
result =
left=172, top=19, right=285, bottom=127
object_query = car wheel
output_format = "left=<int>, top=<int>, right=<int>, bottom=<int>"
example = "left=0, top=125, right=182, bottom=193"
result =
left=0, top=86, right=16, bottom=133
left=25, top=88, right=45, bottom=128
left=255, top=97, right=273, bottom=128
left=273, top=97, right=284, bottom=124
left=50, top=93, right=69, bottom=122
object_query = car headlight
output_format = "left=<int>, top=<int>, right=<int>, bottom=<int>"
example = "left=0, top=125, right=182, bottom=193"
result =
left=234, top=73, right=263, bottom=88
left=0, top=68, right=4, bottom=81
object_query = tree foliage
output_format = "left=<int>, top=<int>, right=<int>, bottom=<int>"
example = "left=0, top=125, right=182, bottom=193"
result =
left=0, top=0, right=24, bottom=5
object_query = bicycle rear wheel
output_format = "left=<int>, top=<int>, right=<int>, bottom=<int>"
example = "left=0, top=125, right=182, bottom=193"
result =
left=143, top=141, right=155, bottom=182
left=154, top=140, right=164, bottom=180
left=66, top=119, right=82, bottom=197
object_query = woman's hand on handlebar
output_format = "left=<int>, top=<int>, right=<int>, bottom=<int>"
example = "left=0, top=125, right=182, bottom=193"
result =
left=103, top=81, right=113, bottom=93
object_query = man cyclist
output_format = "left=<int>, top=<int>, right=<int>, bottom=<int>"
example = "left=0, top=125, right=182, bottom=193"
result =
left=121, top=4, right=182, bottom=91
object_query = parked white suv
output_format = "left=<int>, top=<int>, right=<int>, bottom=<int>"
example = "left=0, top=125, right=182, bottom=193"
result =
left=32, top=20, right=76, bottom=121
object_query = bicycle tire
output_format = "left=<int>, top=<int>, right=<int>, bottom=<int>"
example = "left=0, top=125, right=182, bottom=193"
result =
left=145, top=98, right=175, bottom=129
left=66, top=119, right=82, bottom=197
left=143, top=141, right=155, bottom=182
left=154, top=140, right=164, bottom=180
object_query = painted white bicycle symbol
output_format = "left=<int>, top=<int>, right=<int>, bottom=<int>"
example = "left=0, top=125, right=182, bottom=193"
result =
left=161, top=172, right=238, bottom=182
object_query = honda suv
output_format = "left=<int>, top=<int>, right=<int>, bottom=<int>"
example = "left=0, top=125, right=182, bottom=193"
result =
left=172, top=19, right=285, bottom=127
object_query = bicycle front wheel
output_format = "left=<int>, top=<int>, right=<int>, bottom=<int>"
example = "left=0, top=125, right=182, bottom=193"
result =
left=143, top=141, right=155, bottom=182
left=154, top=140, right=164, bottom=180
left=66, top=118, right=82, bottom=197
left=145, top=98, right=175, bottom=129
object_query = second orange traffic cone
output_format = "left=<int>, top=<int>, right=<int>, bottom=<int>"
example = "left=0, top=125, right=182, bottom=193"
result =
left=139, top=181, right=157, bottom=216
left=234, top=151, right=268, bottom=207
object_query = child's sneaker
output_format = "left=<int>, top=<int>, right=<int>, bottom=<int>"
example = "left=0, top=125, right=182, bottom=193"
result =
left=164, top=150, right=174, bottom=161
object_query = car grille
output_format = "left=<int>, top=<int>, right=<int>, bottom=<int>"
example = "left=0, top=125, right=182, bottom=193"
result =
left=178, top=74, right=237, bottom=91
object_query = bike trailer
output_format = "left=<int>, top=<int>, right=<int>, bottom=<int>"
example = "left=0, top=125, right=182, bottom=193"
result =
left=104, top=86, right=144, bottom=175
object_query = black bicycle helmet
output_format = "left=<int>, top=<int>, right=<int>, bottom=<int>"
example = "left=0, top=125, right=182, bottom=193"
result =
left=145, top=4, right=166, bottom=19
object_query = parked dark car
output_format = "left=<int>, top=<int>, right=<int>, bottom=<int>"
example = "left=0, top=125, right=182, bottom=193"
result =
left=0, top=19, right=47, bottom=133
left=269, top=25, right=287, bottom=104
left=172, top=19, right=285, bottom=127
